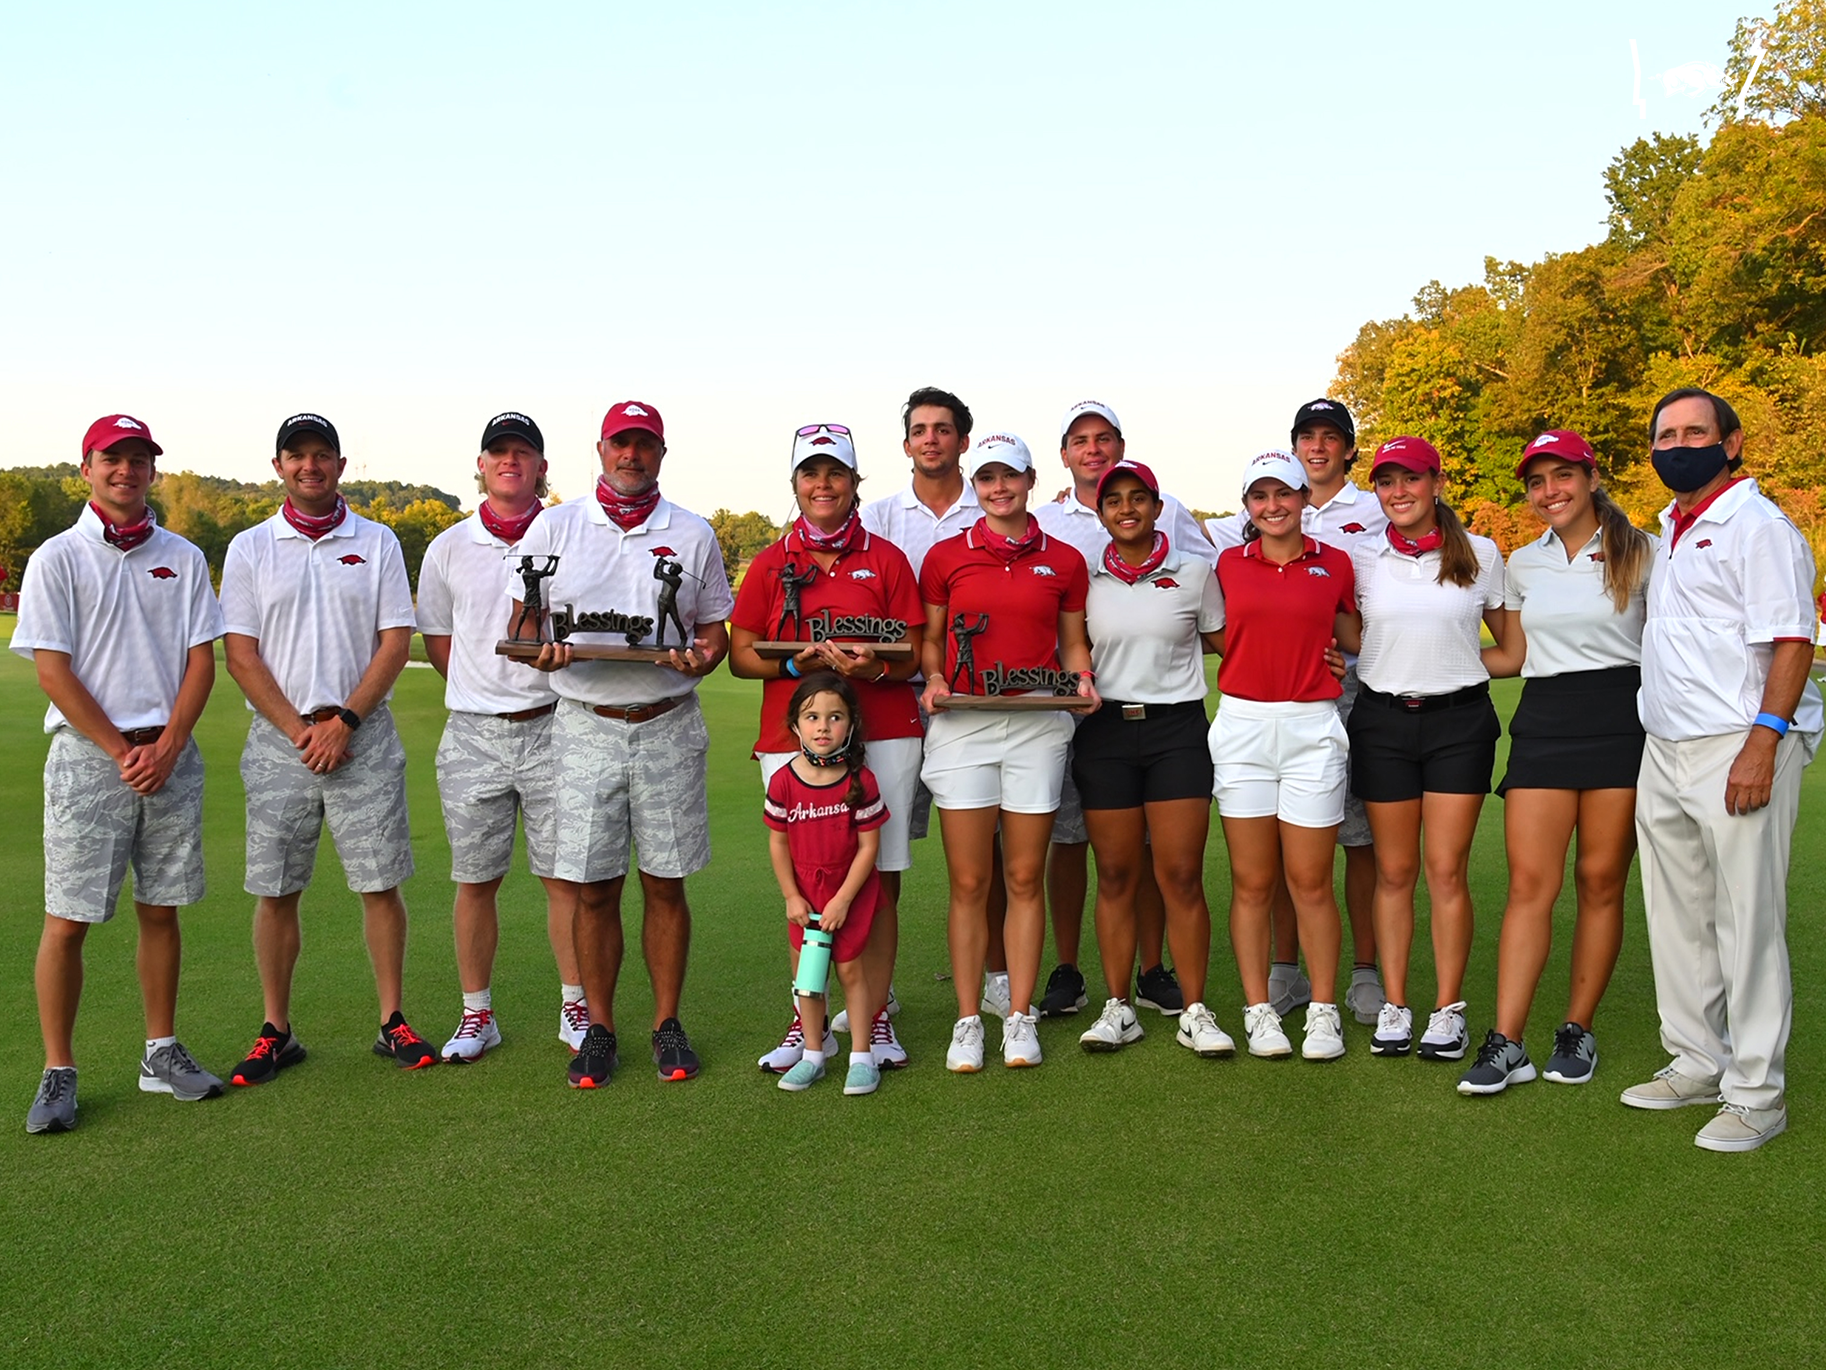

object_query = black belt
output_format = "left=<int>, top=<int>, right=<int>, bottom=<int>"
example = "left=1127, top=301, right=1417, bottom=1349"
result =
left=119, top=725, right=165, bottom=747
left=1360, top=683, right=1489, bottom=714
left=1101, top=700, right=1202, bottom=722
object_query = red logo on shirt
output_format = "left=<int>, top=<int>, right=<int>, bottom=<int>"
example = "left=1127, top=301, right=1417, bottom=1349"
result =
left=1588, top=552, right=1605, bottom=562
left=1153, top=577, right=1180, bottom=589
left=1340, top=522, right=1367, bottom=534
left=337, top=554, right=367, bottom=565
left=1695, top=539, right=1713, bottom=550
left=147, top=567, right=177, bottom=580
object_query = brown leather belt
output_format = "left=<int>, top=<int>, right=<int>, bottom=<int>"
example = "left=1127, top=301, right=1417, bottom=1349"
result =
left=498, top=703, right=557, bottom=722
left=301, top=707, right=342, bottom=724
left=119, top=725, right=165, bottom=747
left=590, top=697, right=683, bottom=724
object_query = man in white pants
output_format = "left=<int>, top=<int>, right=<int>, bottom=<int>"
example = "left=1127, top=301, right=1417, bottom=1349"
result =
left=1033, top=399, right=1211, bottom=1019
left=419, top=412, right=587, bottom=1062
left=1623, top=387, right=1820, bottom=1152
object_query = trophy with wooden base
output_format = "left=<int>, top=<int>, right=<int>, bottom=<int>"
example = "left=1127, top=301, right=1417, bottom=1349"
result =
left=495, top=551, right=681, bottom=663
left=749, top=563, right=916, bottom=660
left=931, top=612, right=1095, bottom=711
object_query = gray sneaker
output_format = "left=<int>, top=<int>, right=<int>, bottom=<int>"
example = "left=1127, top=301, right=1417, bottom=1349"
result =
left=1345, top=966, right=1386, bottom=1026
left=1267, top=964, right=1312, bottom=1017
left=26, top=1067, right=78, bottom=1134
left=1542, top=1022, right=1597, bottom=1085
left=140, top=1041, right=225, bottom=1101
left=1456, top=1030, right=1536, bottom=1096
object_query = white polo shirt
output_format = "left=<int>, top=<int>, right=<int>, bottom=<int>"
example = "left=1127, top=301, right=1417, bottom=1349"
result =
left=1207, top=480, right=1387, bottom=556
left=511, top=495, right=735, bottom=708
left=860, top=480, right=979, bottom=575
left=1351, top=533, right=1505, bottom=696
left=418, top=511, right=559, bottom=716
left=12, top=507, right=225, bottom=733
left=1035, top=490, right=1216, bottom=570
left=219, top=507, right=417, bottom=712
left=1083, top=547, right=1222, bottom=704
left=1639, top=478, right=1823, bottom=742
left=1505, top=526, right=1655, bottom=679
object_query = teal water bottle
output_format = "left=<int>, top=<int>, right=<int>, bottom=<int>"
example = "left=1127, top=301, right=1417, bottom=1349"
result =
left=794, top=914, right=834, bottom=999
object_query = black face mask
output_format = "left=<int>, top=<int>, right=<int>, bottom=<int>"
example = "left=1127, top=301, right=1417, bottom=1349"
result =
left=1650, top=442, right=1730, bottom=494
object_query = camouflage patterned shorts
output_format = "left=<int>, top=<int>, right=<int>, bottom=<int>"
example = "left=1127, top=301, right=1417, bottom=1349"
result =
left=44, top=730, right=206, bottom=923
left=435, top=710, right=558, bottom=882
left=1336, top=668, right=1372, bottom=849
left=240, top=705, right=415, bottom=896
left=551, top=695, right=711, bottom=883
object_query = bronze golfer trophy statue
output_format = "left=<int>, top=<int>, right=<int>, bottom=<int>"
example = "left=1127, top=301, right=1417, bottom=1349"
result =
left=933, top=611, right=1093, bottom=711
left=495, top=551, right=678, bottom=662
left=749, top=556, right=914, bottom=661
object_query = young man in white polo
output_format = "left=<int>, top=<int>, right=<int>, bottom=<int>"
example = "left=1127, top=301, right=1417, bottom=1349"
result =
left=1033, top=399, right=1212, bottom=1019
left=418, top=411, right=587, bottom=1062
left=220, top=412, right=434, bottom=1083
left=15, top=415, right=226, bottom=1133
left=1208, top=398, right=1387, bottom=1025
left=514, top=401, right=734, bottom=1088
left=1623, top=387, right=1820, bottom=1152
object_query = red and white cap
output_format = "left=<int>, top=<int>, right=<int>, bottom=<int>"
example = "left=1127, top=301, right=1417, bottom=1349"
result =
left=966, top=432, right=1034, bottom=479
left=1371, top=436, right=1441, bottom=475
left=1240, top=449, right=1309, bottom=500
left=1096, top=458, right=1160, bottom=503
left=82, top=414, right=162, bottom=458
left=1514, top=429, right=1595, bottom=479
left=601, top=401, right=665, bottom=441
left=1060, top=399, right=1122, bottom=442
left=790, top=423, right=858, bottom=474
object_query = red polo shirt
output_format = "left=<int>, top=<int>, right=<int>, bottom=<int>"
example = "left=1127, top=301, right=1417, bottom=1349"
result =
left=1216, top=537, right=1356, bottom=702
left=733, top=529, right=923, bottom=754
left=919, top=524, right=1089, bottom=692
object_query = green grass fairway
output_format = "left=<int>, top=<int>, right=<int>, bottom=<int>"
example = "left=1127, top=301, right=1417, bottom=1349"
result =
left=2, top=641, right=1822, bottom=1368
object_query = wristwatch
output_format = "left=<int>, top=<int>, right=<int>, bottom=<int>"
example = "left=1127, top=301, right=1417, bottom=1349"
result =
left=336, top=707, right=362, bottom=730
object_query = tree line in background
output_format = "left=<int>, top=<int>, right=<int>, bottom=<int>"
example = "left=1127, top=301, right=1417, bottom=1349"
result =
left=1330, top=0, right=1826, bottom=583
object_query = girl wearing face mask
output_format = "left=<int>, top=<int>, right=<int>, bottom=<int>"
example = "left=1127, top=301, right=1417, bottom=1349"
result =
left=1456, top=431, right=1655, bottom=1097
left=1347, top=437, right=1507, bottom=1064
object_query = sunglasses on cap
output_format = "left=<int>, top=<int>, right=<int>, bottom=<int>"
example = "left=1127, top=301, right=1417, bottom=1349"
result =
left=796, top=423, right=851, bottom=437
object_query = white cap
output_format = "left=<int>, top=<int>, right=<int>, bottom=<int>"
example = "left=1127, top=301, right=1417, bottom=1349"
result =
left=790, top=423, right=858, bottom=475
left=966, top=432, right=1034, bottom=479
left=1060, top=400, right=1122, bottom=441
left=1240, top=449, right=1309, bottom=501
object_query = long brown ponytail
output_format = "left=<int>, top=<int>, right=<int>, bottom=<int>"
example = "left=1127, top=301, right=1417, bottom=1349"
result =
left=1591, top=487, right=1653, bottom=613
left=1434, top=497, right=1482, bottom=588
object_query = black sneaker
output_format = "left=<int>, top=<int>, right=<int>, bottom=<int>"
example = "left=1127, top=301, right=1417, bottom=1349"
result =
left=1456, top=1030, right=1537, bottom=1095
left=652, top=1017, right=700, bottom=1081
left=1039, top=963, right=1088, bottom=1017
left=1542, top=1022, right=1598, bottom=1085
left=569, top=1023, right=618, bottom=1088
left=1134, top=963, right=1184, bottom=1015
left=373, top=1012, right=438, bottom=1070
left=231, top=1022, right=307, bottom=1087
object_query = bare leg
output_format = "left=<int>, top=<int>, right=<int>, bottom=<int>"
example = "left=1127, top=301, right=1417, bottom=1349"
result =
left=864, top=869, right=900, bottom=1012
left=1565, top=789, right=1637, bottom=1030
left=1000, top=811, right=1058, bottom=1015
left=1269, top=876, right=1298, bottom=963
left=1136, top=860, right=1168, bottom=972
left=572, top=876, right=625, bottom=1031
left=1494, top=789, right=1576, bottom=1040
left=1363, top=800, right=1421, bottom=1007
left=453, top=876, right=504, bottom=994
left=832, top=954, right=878, bottom=1038
left=1281, top=825, right=1342, bottom=1004
left=1083, top=807, right=1145, bottom=1001
left=639, top=871, right=691, bottom=1028
left=135, top=902, right=180, bottom=1039
left=1046, top=840, right=1088, bottom=968
left=254, top=891, right=304, bottom=1030
left=1221, top=814, right=1282, bottom=1005
left=36, top=915, right=88, bottom=1068
left=939, top=806, right=1000, bottom=1017
left=359, top=887, right=409, bottom=1021
left=985, top=836, right=1007, bottom=973
left=538, top=876, right=583, bottom=984
left=1144, top=798, right=1212, bottom=1006
left=1419, top=792, right=1486, bottom=1006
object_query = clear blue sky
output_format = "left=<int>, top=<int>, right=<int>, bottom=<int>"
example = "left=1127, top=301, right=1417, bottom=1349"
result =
left=0, top=1, right=1743, bottom=518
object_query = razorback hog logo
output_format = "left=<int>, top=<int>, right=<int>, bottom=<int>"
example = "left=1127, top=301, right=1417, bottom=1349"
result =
left=147, top=566, right=178, bottom=580
left=1694, top=539, right=1713, bottom=550
left=1153, top=577, right=1180, bottom=590
left=1589, top=551, right=1606, bottom=563
left=1030, top=565, right=1056, bottom=577
left=337, top=554, right=367, bottom=566
left=1340, top=522, right=1368, bottom=534
left=1306, top=566, right=1331, bottom=578
left=849, top=568, right=877, bottom=580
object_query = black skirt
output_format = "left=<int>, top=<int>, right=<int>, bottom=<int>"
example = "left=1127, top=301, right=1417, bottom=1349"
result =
left=1497, top=665, right=1644, bottom=795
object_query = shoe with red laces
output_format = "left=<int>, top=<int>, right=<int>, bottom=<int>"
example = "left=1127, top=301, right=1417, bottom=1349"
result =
left=559, top=999, right=590, bottom=1052
left=373, top=1012, right=438, bottom=1070
left=231, top=1022, right=307, bottom=1087
left=441, top=1008, right=502, bottom=1063
left=869, top=1010, right=908, bottom=1069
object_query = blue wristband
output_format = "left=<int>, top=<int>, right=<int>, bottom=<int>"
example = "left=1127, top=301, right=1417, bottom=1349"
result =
left=1753, top=711, right=1790, bottom=737
left=783, top=656, right=801, bottom=679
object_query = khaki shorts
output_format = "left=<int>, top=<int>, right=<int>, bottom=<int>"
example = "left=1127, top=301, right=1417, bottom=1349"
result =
left=45, top=730, right=206, bottom=922
left=551, top=696, right=711, bottom=883
left=241, top=706, right=415, bottom=896
left=435, top=710, right=558, bottom=882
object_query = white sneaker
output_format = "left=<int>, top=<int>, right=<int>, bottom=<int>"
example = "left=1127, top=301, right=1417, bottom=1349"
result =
left=1371, top=1002, right=1414, bottom=1056
left=835, top=987, right=901, bottom=1035
left=1301, top=1002, right=1346, bottom=1061
left=1695, top=1102, right=1787, bottom=1152
left=946, top=1015, right=986, bottom=1073
left=885, top=984, right=901, bottom=1017
left=1003, top=1010, right=1043, bottom=1068
left=868, top=1010, right=908, bottom=1069
left=559, top=998, right=590, bottom=1052
left=1418, top=1001, right=1469, bottom=1060
left=1243, top=1002, right=1292, bottom=1058
left=1345, top=967, right=1386, bottom=1026
left=1268, top=965, right=1312, bottom=1017
left=1079, top=998, right=1145, bottom=1052
left=981, top=971, right=1012, bottom=1019
left=758, top=1011, right=837, bottom=1074
left=442, top=1008, right=502, bottom=1063
left=1175, top=1002, right=1235, bottom=1058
